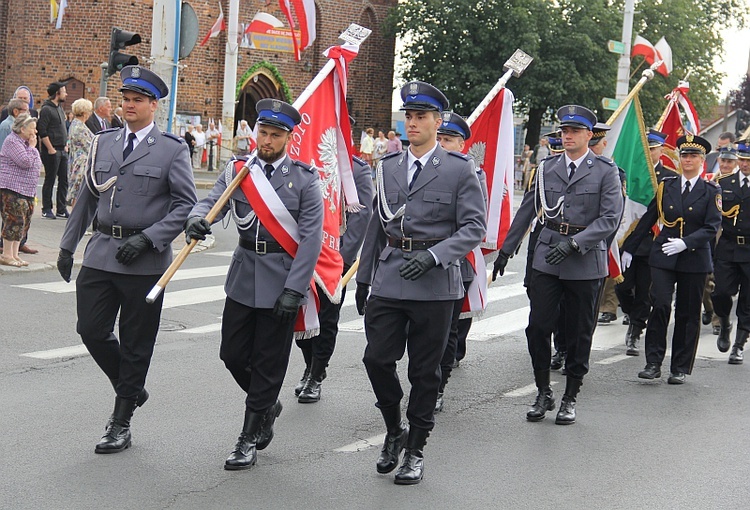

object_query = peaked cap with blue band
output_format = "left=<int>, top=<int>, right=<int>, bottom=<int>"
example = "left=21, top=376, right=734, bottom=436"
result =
left=400, top=81, right=449, bottom=112
left=718, top=146, right=738, bottom=160
left=437, top=111, right=471, bottom=140
left=119, top=66, right=169, bottom=100
left=737, top=139, right=750, bottom=159
left=589, top=122, right=611, bottom=146
left=256, top=98, right=301, bottom=132
left=556, top=105, right=597, bottom=130
left=544, top=131, right=564, bottom=153
left=647, top=128, right=668, bottom=148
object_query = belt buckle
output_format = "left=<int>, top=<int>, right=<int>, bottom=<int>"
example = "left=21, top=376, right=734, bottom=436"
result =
left=558, top=223, right=569, bottom=235
left=401, top=237, right=413, bottom=252
left=256, top=240, right=267, bottom=255
left=112, top=225, right=123, bottom=239
left=738, top=236, right=745, bottom=245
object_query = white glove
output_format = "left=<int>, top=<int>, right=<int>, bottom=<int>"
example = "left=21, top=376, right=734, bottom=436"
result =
left=621, top=251, right=633, bottom=271
left=662, top=238, right=687, bottom=256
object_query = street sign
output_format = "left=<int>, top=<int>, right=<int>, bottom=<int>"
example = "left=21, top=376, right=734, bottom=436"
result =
left=607, top=40, right=625, bottom=54
left=179, top=2, right=199, bottom=60
left=602, top=97, right=621, bottom=111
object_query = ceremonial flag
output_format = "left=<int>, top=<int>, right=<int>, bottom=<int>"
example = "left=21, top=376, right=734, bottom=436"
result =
left=631, top=35, right=671, bottom=77
left=463, top=88, right=515, bottom=251
left=245, top=12, right=285, bottom=34
left=603, top=95, right=656, bottom=242
left=278, top=0, right=316, bottom=61
left=55, top=0, right=67, bottom=29
left=200, top=3, right=226, bottom=46
left=287, top=44, right=360, bottom=337
left=657, top=82, right=700, bottom=171
left=217, top=119, right=223, bottom=149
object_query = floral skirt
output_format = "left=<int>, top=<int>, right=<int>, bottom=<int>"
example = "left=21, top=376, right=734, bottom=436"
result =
left=1, top=188, right=34, bottom=241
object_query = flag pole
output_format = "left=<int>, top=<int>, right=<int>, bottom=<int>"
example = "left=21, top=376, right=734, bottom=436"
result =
left=605, top=60, right=662, bottom=126
left=466, top=49, right=533, bottom=127
left=654, top=71, right=692, bottom=130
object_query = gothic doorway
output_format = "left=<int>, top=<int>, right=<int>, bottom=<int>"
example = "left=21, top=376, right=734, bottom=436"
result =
left=234, top=67, right=284, bottom=134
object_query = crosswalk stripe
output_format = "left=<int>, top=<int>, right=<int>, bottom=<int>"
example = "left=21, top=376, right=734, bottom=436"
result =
left=181, top=323, right=222, bottom=334
left=163, top=285, right=225, bottom=309
left=21, top=345, right=88, bottom=360
left=595, top=354, right=632, bottom=365
left=333, top=434, right=385, bottom=453
left=469, top=307, right=530, bottom=341
left=503, top=381, right=559, bottom=398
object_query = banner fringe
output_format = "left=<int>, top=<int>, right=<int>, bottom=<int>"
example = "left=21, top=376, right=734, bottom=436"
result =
left=294, top=327, right=320, bottom=340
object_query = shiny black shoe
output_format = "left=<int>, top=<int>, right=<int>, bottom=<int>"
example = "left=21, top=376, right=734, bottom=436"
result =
left=377, top=424, right=408, bottom=474
left=434, top=392, right=444, bottom=413
left=555, top=395, right=576, bottom=425
left=717, top=317, right=733, bottom=353
left=638, top=363, right=661, bottom=380
left=224, top=409, right=264, bottom=470
left=526, top=389, right=555, bottom=422
left=667, top=372, right=686, bottom=385
left=294, top=366, right=310, bottom=396
left=255, top=400, right=282, bottom=451
left=729, top=345, right=744, bottom=365
left=622, top=314, right=630, bottom=326
left=702, top=311, right=712, bottom=325
left=598, top=312, right=617, bottom=324
left=95, top=397, right=137, bottom=454
left=550, top=350, right=565, bottom=370
left=298, top=358, right=327, bottom=403
left=394, top=427, right=429, bottom=485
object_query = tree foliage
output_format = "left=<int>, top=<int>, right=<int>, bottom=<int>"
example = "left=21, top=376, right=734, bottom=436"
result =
left=387, top=0, right=747, bottom=145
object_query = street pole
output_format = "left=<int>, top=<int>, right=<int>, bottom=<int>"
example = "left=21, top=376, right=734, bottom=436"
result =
left=151, top=0, right=179, bottom=132
left=221, top=0, right=241, bottom=167
left=99, top=62, right=108, bottom=97
left=615, top=0, right=635, bottom=101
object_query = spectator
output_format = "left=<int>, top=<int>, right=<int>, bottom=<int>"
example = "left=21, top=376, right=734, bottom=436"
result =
left=0, top=99, right=29, bottom=149
left=206, top=120, right=220, bottom=167
left=360, top=127, right=375, bottom=165
left=65, top=111, right=74, bottom=131
left=532, top=137, right=550, bottom=167
left=193, top=124, right=206, bottom=168
left=235, top=119, right=253, bottom=155
left=0, top=114, right=42, bottom=267
left=373, top=130, right=387, bottom=168
left=111, top=106, right=124, bottom=129
left=0, top=86, right=38, bottom=122
left=183, top=124, right=196, bottom=162
left=66, top=98, right=94, bottom=208
left=85, top=97, right=112, bottom=135
left=386, top=130, right=402, bottom=154
left=38, top=81, right=69, bottom=219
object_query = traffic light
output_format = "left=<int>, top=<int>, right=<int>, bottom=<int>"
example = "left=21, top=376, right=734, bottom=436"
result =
left=107, top=28, right=141, bottom=77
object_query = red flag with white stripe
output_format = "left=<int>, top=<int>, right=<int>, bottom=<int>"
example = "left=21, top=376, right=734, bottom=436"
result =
left=631, top=35, right=671, bottom=77
left=200, top=3, right=226, bottom=46
left=279, top=0, right=316, bottom=61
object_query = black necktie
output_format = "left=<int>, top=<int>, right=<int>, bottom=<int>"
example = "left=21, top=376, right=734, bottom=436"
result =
left=682, top=181, right=691, bottom=201
left=264, top=163, right=274, bottom=180
left=409, top=160, right=422, bottom=190
left=568, top=162, right=576, bottom=180
left=123, top=133, right=136, bottom=160
left=743, top=177, right=749, bottom=191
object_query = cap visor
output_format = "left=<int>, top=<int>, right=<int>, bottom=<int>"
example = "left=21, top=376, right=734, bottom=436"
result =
left=119, top=85, right=157, bottom=99
left=400, top=103, right=440, bottom=112
left=257, top=119, right=292, bottom=132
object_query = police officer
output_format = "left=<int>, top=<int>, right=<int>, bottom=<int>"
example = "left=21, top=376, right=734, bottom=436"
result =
left=433, top=111, right=487, bottom=411
left=622, top=134, right=721, bottom=384
left=617, top=129, right=679, bottom=356
left=56, top=66, right=197, bottom=453
left=712, top=141, right=750, bottom=363
left=493, top=105, right=623, bottom=425
left=355, top=82, right=486, bottom=484
left=185, top=99, right=323, bottom=470
left=293, top=123, right=374, bottom=403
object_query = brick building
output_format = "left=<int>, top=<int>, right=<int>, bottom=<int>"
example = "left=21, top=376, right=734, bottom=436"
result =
left=0, top=0, right=397, bottom=135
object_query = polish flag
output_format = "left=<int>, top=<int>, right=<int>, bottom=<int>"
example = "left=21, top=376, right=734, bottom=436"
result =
left=245, top=12, right=285, bottom=34
left=631, top=35, right=672, bottom=76
left=279, top=0, right=316, bottom=61
left=200, top=3, right=226, bottom=46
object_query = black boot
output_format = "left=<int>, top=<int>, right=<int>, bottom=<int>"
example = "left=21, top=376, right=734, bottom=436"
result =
left=435, top=374, right=448, bottom=413
left=95, top=396, right=137, bottom=454
left=298, top=357, right=327, bottom=403
left=225, top=407, right=265, bottom=470
left=718, top=316, right=733, bottom=353
left=394, top=426, right=429, bottom=485
left=626, top=325, right=643, bottom=356
left=527, top=370, right=555, bottom=422
left=255, top=400, right=283, bottom=451
left=109, top=379, right=149, bottom=408
left=555, top=377, right=582, bottom=425
left=293, top=366, right=310, bottom=397
left=729, top=329, right=749, bottom=365
left=376, top=405, right=408, bottom=474
left=434, top=392, right=445, bottom=413
left=550, top=350, right=565, bottom=370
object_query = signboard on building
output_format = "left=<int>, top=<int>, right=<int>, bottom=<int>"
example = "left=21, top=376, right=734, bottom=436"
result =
left=241, top=12, right=301, bottom=53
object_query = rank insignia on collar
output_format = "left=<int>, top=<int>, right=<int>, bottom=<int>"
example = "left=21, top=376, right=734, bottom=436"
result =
left=132, top=67, right=141, bottom=78
left=398, top=156, right=405, bottom=165
left=272, top=100, right=282, bottom=112
left=281, top=165, right=289, bottom=175
left=115, top=133, right=122, bottom=142
left=432, top=156, right=440, bottom=166
left=587, top=160, right=593, bottom=165
left=147, top=136, right=155, bottom=145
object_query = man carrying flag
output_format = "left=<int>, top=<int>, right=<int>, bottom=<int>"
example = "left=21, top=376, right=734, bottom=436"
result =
left=184, top=99, right=323, bottom=470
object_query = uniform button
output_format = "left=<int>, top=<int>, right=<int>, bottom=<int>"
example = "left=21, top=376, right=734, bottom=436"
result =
left=406, top=216, right=411, bottom=220
left=408, top=197, right=413, bottom=201
left=566, top=204, right=570, bottom=208
left=117, top=186, right=122, bottom=192
left=114, top=220, right=119, bottom=224
left=145, top=170, right=150, bottom=174
left=115, top=204, right=120, bottom=208
left=567, top=190, right=571, bottom=194
left=669, top=205, right=674, bottom=210
left=688, top=207, right=693, bottom=211
left=119, top=170, right=125, bottom=175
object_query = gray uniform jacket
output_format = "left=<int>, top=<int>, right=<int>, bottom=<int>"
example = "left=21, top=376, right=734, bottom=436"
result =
left=60, top=125, right=197, bottom=275
left=356, top=145, right=487, bottom=301
left=502, top=150, right=623, bottom=280
left=190, top=155, right=323, bottom=308
left=339, top=156, right=374, bottom=267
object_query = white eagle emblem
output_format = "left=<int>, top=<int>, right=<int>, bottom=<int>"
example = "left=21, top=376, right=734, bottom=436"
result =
left=467, top=142, right=486, bottom=168
left=317, top=127, right=340, bottom=213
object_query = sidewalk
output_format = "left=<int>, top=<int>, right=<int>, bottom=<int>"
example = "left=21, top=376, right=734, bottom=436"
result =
left=0, top=167, right=218, bottom=275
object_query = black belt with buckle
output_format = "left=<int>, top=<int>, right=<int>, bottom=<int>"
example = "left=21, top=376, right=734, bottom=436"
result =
left=238, top=237, right=287, bottom=254
left=96, top=223, right=144, bottom=239
left=544, top=220, right=587, bottom=236
left=730, top=234, right=747, bottom=245
left=386, top=236, right=444, bottom=252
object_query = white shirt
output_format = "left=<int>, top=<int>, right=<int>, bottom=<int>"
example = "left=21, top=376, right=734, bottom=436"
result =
left=564, top=150, right=589, bottom=177
left=406, top=142, right=439, bottom=184
left=194, top=131, right=206, bottom=147
left=259, top=154, right=286, bottom=178
left=680, top=174, right=700, bottom=194
left=123, top=122, right=154, bottom=152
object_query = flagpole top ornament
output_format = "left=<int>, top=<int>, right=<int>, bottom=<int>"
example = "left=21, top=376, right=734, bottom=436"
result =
left=503, top=49, right=533, bottom=78
left=643, top=60, right=663, bottom=81
left=337, top=24, right=372, bottom=47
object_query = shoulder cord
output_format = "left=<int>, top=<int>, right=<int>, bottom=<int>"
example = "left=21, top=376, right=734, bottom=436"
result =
left=656, top=180, right=684, bottom=238
left=534, top=160, right=565, bottom=223
left=84, top=134, right=119, bottom=212
left=376, top=158, right=407, bottom=234
left=226, top=158, right=257, bottom=230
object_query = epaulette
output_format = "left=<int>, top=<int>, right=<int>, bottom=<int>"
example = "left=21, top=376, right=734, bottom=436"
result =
left=706, top=179, right=720, bottom=188
left=293, top=160, right=315, bottom=173
left=380, top=151, right=401, bottom=161
left=542, top=153, right=563, bottom=162
left=716, top=172, right=733, bottom=182
left=353, top=155, right=368, bottom=167
left=447, top=150, right=470, bottom=161
left=662, top=175, right=679, bottom=180
left=595, top=154, right=616, bottom=166
left=162, top=132, right=184, bottom=143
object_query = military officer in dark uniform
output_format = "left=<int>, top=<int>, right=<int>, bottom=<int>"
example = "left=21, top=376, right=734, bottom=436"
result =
left=433, top=111, right=487, bottom=411
left=617, top=129, right=679, bottom=356
left=622, top=134, right=721, bottom=384
left=293, top=142, right=374, bottom=403
left=355, top=82, right=486, bottom=484
left=712, top=141, right=750, bottom=363
left=57, top=66, right=197, bottom=453
left=493, top=105, right=623, bottom=425
left=185, top=99, right=323, bottom=470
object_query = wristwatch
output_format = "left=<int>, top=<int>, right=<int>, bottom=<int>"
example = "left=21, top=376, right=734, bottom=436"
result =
left=569, top=238, right=580, bottom=252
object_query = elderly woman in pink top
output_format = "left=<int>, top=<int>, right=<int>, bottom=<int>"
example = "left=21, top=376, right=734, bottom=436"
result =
left=0, top=114, right=42, bottom=267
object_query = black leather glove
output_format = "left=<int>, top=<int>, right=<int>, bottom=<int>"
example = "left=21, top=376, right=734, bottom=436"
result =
left=355, top=283, right=370, bottom=316
left=185, top=216, right=212, bottom=243
left=398, top=251, right=437, bottom=281
left=342, top=262, right=352, bottom=277
left=273, top=288, right=304, bottom=322
left=115, top=233, right=152, bottom=266
left=545, top=239, right=576, bottom=266
left=57, top=249, right=74, bottom=282
left=492, top=251, right=511, bottom=281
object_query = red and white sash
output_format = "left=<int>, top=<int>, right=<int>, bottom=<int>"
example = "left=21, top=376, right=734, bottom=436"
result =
left=460, top=246, right=488, bottom=319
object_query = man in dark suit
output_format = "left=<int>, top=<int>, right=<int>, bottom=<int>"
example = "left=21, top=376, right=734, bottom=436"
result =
left=111, top=107, right=124, bottom=129
left=85, top=97, right=112, bottom=134
left=57, top=66, right=197, bottom=454
left=622, top=134, right=722, bottom=384
left=355, top=81, right=486, bottom=484
left=493, top=105, right=623, bottom=425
